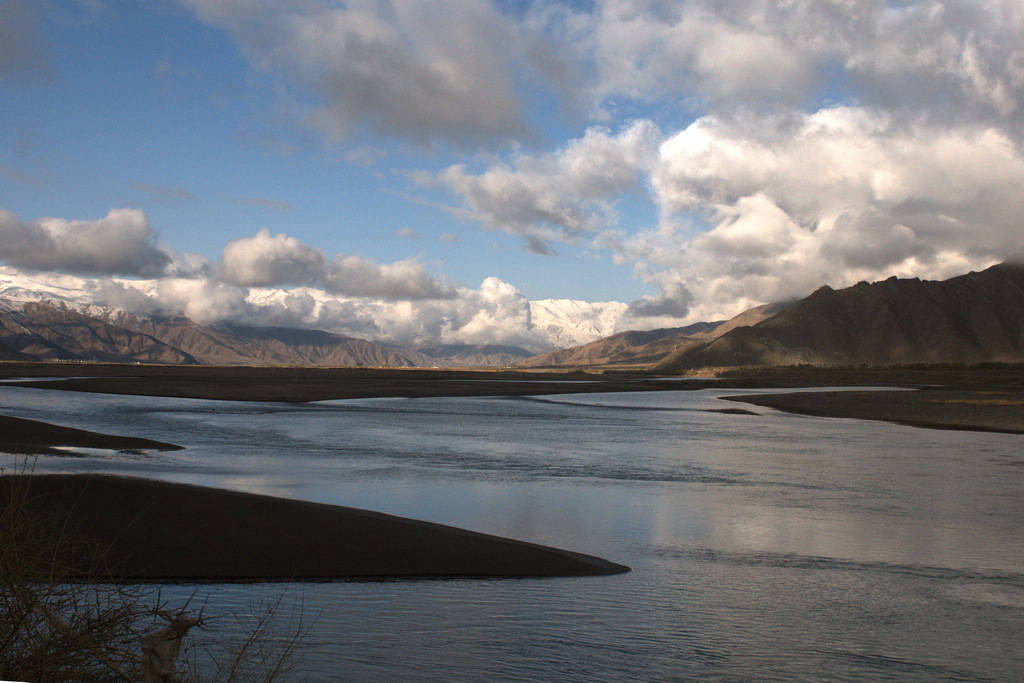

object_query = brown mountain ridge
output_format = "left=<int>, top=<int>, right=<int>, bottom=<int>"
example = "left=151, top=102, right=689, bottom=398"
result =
left=656, top=261, right=1024, bottom=372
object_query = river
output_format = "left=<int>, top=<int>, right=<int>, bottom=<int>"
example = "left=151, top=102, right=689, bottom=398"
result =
left=1, top=384, right=1022, bottom=681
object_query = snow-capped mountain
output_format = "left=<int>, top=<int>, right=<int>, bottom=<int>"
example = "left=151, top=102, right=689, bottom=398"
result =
left=529, top=299, right=631, bottom=350
left=0, top=267, right=635, bottom=353
left=0, top=266, right=645, bottom=366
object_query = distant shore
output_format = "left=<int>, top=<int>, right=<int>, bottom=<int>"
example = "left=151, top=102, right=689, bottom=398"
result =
left=1, top=361, right=1022, bottom=434
left=715, top=365, right=1024, bottom=434
left=0, top=362, right=692, bottom=402
left=724, top=389, right=1024, bottom=434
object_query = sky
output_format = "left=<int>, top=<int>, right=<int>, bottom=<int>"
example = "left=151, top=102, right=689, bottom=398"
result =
left=2, top=0, right=1024, bottom=349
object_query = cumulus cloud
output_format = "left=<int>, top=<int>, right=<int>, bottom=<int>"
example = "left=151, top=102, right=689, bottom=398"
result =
left=542, top=0, right=1024, bottom=126
left=625, top=106, right=1024, bottom=318
left=220, top=229, right=326, bottom=287
left=218, top=229, right=455, bottom=300
left=155, top=277, right=253, bottom=324
left=627, top=280, right=693, bottom=319
left=0, top=208, right=171, bottom=276
left=323, top=254, right=455, bottom=300
left=239, top=277, right=544, bottom=348
left=429, top=120, right=660, bottom=250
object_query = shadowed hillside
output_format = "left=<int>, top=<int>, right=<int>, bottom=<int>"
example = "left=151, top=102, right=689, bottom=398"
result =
left=656, top=262, right=1024, bottom=372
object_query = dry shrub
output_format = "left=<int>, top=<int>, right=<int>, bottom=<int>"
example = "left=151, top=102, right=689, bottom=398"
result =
left=0, top=459, right=310, bottom=682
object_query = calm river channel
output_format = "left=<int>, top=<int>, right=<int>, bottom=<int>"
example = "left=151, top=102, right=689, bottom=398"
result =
left=2, top=384, right=1022, bottom=681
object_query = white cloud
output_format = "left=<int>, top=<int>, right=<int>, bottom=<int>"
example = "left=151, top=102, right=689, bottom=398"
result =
left=245, top=276, right=548, bottom=348
left=155, top=277, right=253, bottom=324
left=635, top=106, right=1024, bottom=318
left=0, top=208, right=171, bottom=276
left=545, top=0, right=1024, bottom=127
left=220, top=229, right=326, bottom=287
left=430, top=120, right=661, bottom=250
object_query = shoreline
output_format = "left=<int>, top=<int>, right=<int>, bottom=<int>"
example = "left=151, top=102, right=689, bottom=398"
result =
left=2, top=362, right=1021, bottom=438
left=1, top=473, right=629, bottom=581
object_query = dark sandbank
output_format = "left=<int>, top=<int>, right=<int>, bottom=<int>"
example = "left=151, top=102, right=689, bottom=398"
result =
left=724, top=388, right=1024, bottom=434
left=0, top=363, right=691, bottom=402
left=0, top=414, right=183, bottom=455
left=0, top=474, right=629, bottom=580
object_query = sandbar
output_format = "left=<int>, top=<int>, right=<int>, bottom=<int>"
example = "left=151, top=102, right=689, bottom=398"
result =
left=0, top=363, right=691, bottom=402
left=0, top=414, right=184, bottom=455
left=1, top=473, right=629, bottom=581
left=724, top=388, right=1024, bottom=434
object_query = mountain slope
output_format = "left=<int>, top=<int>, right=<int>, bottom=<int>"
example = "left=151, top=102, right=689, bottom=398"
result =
left=0, top=301, right=199, bottom=364
left=518, top=301, right=792, bottom=369
left=656, top=262, right=1024, bottom=371
left=518, top=323, right=717, bottom=368
left=411, top=344, right=534, bottom=367
left=0, top=300, right=420, bottom=367
left=0, top=339, right=36, bottom=361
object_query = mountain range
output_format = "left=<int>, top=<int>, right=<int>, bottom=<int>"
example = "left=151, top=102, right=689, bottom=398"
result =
left=1, top=262, right=1022, bottom=369
left=0, top=299, right=534, bottom=367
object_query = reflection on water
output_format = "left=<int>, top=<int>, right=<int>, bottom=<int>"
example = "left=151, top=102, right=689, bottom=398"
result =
left=2, top=385, right=1023, bottom=681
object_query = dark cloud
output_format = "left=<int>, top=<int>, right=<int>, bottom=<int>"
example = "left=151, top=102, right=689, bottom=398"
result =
left=0, top=0, right=54, bottom=83
left=183, top=0, right=540, bottom=146
left=322, top=255, right=456, bottom=300
left=0, top=208, right=171, bottom=276
left=628, top=282, right=693, bottom=318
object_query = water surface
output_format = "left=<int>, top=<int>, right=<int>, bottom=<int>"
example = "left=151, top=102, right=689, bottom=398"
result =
left=2, top=385, right=1022, bottom=681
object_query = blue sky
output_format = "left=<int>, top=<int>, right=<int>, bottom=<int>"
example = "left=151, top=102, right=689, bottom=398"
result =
left=3, top=0, right=1024, bottom=348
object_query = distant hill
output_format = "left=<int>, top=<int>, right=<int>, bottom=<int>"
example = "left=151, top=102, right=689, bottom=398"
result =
left=656, top=262, right=1024, bottom=372
left=0, top=301, right=199, bottom=364
left=0, top=300, right=419, bottom=367
left=518, top=302, right=790, bottom=369
left=410, top=344, right=534, bottom=367
left=0, top=299, right=539, bottom=367
left=518, top=323, right=718, bottom=368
